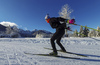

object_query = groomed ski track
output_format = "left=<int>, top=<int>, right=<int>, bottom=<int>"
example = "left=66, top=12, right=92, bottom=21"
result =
left=0, top=37, right=100, bottom=65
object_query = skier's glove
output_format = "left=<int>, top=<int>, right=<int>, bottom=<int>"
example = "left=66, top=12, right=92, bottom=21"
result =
left=67, top=26, right=70, bottom=30
left=65, top=26, right=70, bottom=30
left=69, top=19, right=75, bottom=24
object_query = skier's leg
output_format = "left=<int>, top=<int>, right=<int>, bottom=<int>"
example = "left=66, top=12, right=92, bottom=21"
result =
left=50, top=37, right=57, bottom=54
left=56, top=28, right=66, bottom=52
left=56, top=37, right=66, bottom=52
left=50, top=32, right=59, bottom=54
left=50, top=28, right=65, bottom=55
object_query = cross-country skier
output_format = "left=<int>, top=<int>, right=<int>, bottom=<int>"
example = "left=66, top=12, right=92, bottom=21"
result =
left=45, top=14, right=75, bottom=56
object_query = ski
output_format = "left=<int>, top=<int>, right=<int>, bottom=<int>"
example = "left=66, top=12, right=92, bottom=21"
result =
left=44, top=47, right=87, bottom=57
left=24, top=52, right=80, bottom=59
left=72, top=24, right=100, bottom=32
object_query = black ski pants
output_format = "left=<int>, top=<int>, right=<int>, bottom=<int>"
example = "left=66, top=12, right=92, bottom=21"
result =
left=50, top=27, right=66, bottom=53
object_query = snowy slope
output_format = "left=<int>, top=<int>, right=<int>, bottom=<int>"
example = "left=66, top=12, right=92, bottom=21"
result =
left=0, top=37, right=100, bottom=65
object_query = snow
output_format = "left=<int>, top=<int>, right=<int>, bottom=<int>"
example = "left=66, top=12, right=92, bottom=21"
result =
left=0, top=37, right=100, bottom=65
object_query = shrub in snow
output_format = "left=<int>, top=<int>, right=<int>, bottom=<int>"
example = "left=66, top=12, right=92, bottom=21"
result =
left=36, top=33, right=52, bottom=38
left=36, top=34, right=44, bottom=38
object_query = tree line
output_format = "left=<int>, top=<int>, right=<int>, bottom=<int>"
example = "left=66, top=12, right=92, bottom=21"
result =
left=72, top=26, right=100, bottom=37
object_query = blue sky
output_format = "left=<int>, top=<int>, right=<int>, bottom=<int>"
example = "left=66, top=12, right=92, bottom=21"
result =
left=0, top=0, right=100, bottom=32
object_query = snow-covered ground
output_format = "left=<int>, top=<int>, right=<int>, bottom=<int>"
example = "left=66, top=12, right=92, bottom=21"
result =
left=0, top=37, right=100, bottom=65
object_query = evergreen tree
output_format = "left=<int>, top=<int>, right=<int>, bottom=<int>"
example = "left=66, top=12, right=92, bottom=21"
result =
left=88, top=30, right=92, bottom=37
left=73, top=29, right=78, bottom=37
left=79, top=26, right=84, bottom=37
left=83, top=26, right=89, bottom=37
left=59, top=4, right=73, bottom=19
left=92, top=30, right=96, bottom=37
left=96, top=26, right=100, bottom=37
left=88, top=30, right=96, bottom=37
left=59, top=4, right=73, bottom=37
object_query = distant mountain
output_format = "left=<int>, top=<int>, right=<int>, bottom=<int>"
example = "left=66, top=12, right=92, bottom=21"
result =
left=31, top=29, right=38, bottom=33
left=19, top=29, right=53, bottom=37
left=32, top=29, right=52, bottom=34
left=0, top=24, right=6, bottom=31
left=32, top=29, right=52, bottom=37
left=0, top=24, right=53, bottom=38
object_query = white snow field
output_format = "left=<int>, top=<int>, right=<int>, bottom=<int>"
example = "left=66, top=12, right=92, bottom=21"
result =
left=0, top=37, right=100, bottom=65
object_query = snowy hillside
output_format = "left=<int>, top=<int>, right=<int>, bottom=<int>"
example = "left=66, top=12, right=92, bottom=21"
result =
left=0, top=37, right=100, bottom=65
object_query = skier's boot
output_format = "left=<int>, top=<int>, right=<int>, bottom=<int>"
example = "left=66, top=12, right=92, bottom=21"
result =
left=59, top=49, right=67, bottom=53
left=49, top=52, right=58, bottom=56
